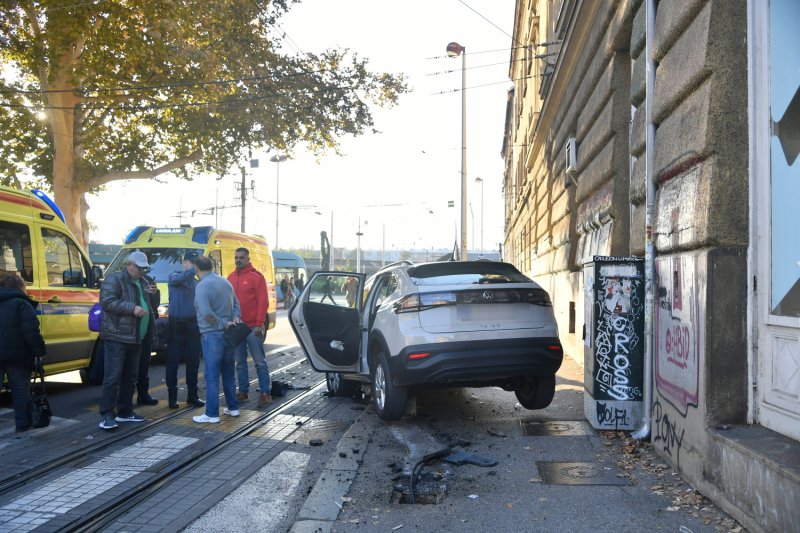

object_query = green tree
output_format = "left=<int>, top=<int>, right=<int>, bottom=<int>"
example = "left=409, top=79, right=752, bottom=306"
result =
left=0, top=1, right=406, bottom=245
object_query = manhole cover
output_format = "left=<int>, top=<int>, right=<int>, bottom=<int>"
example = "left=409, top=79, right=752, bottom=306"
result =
left=536, top=462, right=629, bottom=485
left=520, top=421, right=593, bottom=436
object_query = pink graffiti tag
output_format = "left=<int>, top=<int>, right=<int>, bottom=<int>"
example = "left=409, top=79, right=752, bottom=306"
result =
left=665, top=325, right=691, bottom=369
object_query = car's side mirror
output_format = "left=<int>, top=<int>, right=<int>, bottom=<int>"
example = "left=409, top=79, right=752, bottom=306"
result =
left=91, top=265, right=104, bottom=288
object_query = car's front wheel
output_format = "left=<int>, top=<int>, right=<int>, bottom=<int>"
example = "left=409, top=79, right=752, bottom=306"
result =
left=370, top=350, right=408, bottom=420
left=514, top=375, right=556, bottom=410
left=326, top=372, right=357, bottom=397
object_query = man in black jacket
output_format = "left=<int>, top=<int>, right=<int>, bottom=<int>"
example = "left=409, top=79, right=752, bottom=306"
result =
left=98, top=251, right=157, bottom=430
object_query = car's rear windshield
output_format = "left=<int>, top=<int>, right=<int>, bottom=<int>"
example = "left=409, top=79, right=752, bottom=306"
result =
left=408, top=262, right=531, bottom=286
left=107, top=248, right=204, bottom=282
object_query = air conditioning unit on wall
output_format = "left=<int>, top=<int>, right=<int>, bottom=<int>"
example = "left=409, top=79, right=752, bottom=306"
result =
left=565, top=137, right=577, bottom=174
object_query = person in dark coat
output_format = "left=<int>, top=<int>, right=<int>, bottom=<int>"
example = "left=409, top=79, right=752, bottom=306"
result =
left=165, top=251, right=204, bottom=409
left=0, top=274, right=46, bottom=432
left=97, top=251, right=156, bottom=430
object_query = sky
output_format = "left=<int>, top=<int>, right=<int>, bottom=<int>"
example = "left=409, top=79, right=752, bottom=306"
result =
left=89, top=0, right=517, bottom=256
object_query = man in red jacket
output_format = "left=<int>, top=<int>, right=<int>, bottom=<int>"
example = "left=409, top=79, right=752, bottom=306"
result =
left=227, top=247, right=272, bottom=406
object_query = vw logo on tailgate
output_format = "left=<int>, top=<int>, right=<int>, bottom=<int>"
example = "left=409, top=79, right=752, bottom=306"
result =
left=482, top=290, right=494, bottom=302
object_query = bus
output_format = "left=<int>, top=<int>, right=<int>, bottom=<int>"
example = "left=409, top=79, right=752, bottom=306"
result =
left=273, top=251, right=308, bottom=301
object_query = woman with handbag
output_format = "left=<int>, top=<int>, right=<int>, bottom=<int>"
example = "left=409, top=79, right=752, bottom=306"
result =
left=0, top=274, right=46, bottom=432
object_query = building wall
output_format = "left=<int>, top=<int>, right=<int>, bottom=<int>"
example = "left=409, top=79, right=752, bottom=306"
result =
left=506, top=0, right=752, bottom=524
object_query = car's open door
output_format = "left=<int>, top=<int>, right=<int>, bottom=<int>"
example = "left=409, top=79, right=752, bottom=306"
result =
left=289, top=271, right=366, bottom=373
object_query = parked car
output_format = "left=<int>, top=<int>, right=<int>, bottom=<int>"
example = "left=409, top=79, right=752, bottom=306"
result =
left=290, top=260, right=564, bottom=420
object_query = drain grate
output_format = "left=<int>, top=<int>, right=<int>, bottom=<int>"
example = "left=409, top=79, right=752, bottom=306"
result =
left=89, top=457, right=162, bottom=471
left=536, top=462, right=629, bottom=485
left=520, top=420, right=593, bottom=437
left=306, top=419, right=348, bottom=432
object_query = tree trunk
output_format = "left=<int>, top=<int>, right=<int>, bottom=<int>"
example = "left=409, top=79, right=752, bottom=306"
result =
left=48, top=87, right=87, bottom=248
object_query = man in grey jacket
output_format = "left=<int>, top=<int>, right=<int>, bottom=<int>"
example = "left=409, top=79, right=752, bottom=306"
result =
left=98, top=251, right=156, bottom=430
left=192, top=255, right=241, bottom=423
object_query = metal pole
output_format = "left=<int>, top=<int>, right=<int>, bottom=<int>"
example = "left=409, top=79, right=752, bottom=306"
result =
left=470, top=203, right=474, bottom=248
left=480, top=178, right=484, bottom=256
left=460, top=48, right=468, bottom=261
left=275, top=161, right=280, bottom=249
left=356, top=217, right=363, bottom=273
left=240, top=166, right=246, bottom=233
left=633, top=0, right=656, bottom=442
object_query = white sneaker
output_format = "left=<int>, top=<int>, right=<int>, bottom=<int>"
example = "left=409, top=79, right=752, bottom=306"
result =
left=223, top=408, right=240, bottom=417
left=193, top=414, right=220, bottom=424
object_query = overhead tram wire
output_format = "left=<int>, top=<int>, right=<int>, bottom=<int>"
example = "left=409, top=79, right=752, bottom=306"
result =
left=426, top=44, right=530, bottom=60
left=432, top=75, right=542, bottom=96
left=0, top=83, right=358, bottom=111
left=0, top=67, right=335, bottom=96
left=426, top=57, right=525, bottom=76
left=457, top=0, right=526, bottom=49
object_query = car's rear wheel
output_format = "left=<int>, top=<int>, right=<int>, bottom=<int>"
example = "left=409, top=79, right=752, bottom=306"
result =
left=326, top=372, right=357, bottom=396
left=370, top=350, right=407, bottom=421
left=514, top=375, right=556, bottom=410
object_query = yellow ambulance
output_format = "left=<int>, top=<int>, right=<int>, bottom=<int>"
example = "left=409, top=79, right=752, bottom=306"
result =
left=107, top=226, right=278, bottom=355
left=0, top=185, right=103, bottom=380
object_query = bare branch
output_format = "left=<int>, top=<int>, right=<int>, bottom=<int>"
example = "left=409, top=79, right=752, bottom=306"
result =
left=87, top=149, right=204, bottom=190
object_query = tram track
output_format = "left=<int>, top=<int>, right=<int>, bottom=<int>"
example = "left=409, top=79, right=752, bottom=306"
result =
left=0, top=358, right=309, bottom=499
left=64, top=378, right=327, bottom=532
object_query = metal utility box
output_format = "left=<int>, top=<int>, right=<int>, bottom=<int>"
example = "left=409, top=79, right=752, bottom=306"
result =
left=583, top=256, right=645, bottom=430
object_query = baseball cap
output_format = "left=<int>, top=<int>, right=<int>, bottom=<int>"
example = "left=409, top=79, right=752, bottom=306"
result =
left=183, top=251, right=198, bottom=262
left=127, top=251, right=150, bottom=268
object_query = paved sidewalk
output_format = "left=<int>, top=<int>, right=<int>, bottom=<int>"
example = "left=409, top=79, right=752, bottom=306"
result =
left=290, top=354, right=745, bottom=533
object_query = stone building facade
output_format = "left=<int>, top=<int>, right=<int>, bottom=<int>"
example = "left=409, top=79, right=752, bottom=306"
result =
left=503, top=1, right=799, bottom=532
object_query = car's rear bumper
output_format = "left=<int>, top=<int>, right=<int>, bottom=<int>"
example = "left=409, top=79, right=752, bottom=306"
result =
left=388, top=337, right=563, bottom=387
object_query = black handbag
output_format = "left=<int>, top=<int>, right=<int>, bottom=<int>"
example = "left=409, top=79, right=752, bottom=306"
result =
left=30, top=357, right=52, bottom=429
left=224, top=322, right=252, bottom=348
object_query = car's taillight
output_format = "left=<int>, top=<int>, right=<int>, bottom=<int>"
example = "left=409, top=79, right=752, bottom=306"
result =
left=407, top=352, right=431, bottom=360
left=395, top=292, right=456, bottom=313
left=521, top=289, right=553, bottom=307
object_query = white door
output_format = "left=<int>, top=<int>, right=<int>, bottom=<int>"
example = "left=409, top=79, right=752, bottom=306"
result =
left=289, top=271, right=365, bottom=373
left=752, top=0, right=800, bottom=440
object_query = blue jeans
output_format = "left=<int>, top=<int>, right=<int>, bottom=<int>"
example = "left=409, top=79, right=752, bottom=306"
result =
left=234, top=331, right=271, bottom=393
left=100, top=340, right=140, bottom=418
left=201, top=331, right=237, bottom=417
left=1, top=363, right=32, bottom=430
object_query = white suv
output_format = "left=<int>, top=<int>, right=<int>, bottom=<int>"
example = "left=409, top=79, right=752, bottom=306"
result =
left=290, top=261, right=563, bottom=420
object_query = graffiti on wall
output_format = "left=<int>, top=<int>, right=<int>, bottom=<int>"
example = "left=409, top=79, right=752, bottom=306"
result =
left=653, top=398, right=685, bottom=467
left=593, top=261, right=644, bottom=401
left=596, top=401, right=629, bottom=429
left=655, top=254, right=700, bottom=415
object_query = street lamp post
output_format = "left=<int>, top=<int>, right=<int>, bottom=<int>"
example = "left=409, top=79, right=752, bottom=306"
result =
left=447, top=41, right=467, bottom=261
left=475, top=177, right=484, bottom=256
left=270, top=154, right=289, bottom=249
left=356, top=217, right=364, bottom=273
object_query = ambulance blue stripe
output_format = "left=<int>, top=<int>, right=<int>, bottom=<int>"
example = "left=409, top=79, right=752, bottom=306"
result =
left=38, top=303, right=93, bottom=316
